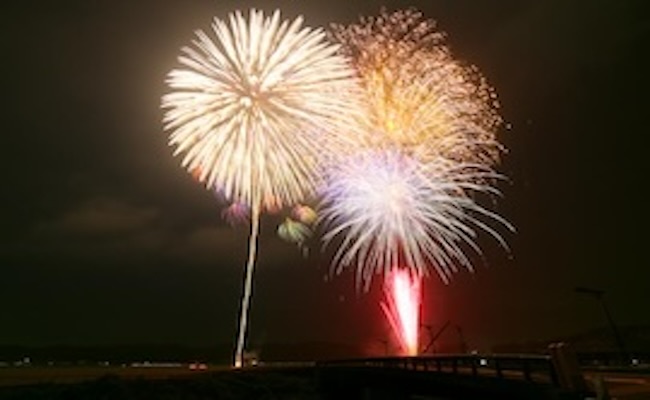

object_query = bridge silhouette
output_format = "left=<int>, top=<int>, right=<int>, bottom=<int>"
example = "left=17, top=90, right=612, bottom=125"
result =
left=313, top=346, right=592, bottom=399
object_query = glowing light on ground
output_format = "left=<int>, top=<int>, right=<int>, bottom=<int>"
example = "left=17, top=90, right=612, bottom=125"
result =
left=381, top=269, right=421, bottom=356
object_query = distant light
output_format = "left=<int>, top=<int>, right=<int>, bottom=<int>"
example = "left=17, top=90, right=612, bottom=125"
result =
left=632, top=358, right=639, bottom=366
left=189, top=362, right=208, bottom=371
left=479, top=358, right=488, bottom=366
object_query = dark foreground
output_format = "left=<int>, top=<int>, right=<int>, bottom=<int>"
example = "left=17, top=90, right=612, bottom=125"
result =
left=0, top=365, right=588, bottom=400
left=0, top=367, right=320, bottom=400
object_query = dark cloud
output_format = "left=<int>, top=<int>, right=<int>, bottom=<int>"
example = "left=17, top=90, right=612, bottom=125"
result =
left=17, top=194, right=261, bottom=271
left=35, top=197, right=159, bottom=238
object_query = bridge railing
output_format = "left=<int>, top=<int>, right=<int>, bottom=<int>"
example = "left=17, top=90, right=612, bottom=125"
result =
left=317, top=354, right=559, bottom=386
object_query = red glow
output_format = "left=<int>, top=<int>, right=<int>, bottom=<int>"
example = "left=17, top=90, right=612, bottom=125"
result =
left=381, top=269, right=421, bottom=356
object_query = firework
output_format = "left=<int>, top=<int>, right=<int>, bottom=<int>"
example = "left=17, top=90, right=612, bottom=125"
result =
left=162, top=9, right=361, bottom=367
left=381, top=269, right=421, bottom=356
left=277, top=205, right=317, bottom=245
left=321, top=9, right=511, bottom=352
left=317, top=8, right=510, bottom=288
left=318, top=149, right=510, bottom=290
left=330, top=8, right=503, bottom=167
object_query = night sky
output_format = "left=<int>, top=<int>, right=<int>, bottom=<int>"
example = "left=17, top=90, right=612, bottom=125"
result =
left=2, top=0, right=648, bottom=355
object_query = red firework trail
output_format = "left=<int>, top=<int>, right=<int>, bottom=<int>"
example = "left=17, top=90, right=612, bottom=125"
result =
left=380, top=269, right=421, bottom=356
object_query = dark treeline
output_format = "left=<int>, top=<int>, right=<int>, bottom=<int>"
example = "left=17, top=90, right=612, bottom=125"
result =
left=492, top=324, right=650, bottom=355
left=0, top=342, right=363, bottom=364
left=0, top=369, right=321, bottom=400
left=0, top=344, right=230, bottom=364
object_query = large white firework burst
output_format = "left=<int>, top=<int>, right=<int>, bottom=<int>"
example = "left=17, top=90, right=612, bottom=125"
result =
left=318, top=149, right=511, bottom=290
left=162, top=9, right=362, bottom=367
left=163, top=9, right=361, bottom=211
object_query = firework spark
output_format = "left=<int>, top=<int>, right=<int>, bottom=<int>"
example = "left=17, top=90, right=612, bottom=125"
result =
left=381, top=269, right=421, bottom=356
left=162, top=9, right=361, bottom=367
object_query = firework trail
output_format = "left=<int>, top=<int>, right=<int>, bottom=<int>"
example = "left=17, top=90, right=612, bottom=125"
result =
left=162, top=9, right=361, bottom=367
left=380, top=269, right=421, bottom=356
